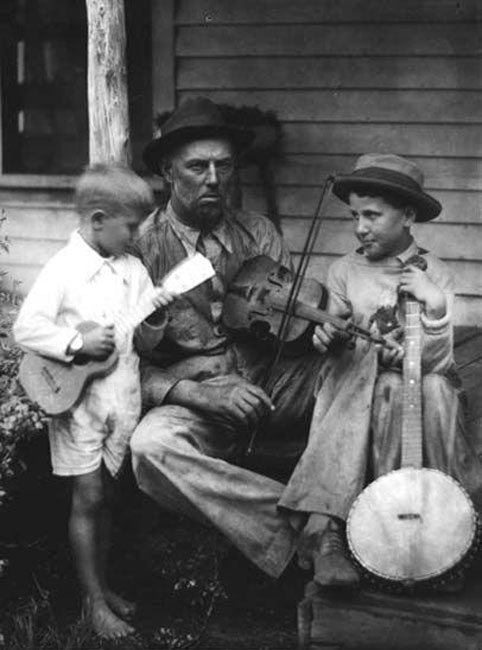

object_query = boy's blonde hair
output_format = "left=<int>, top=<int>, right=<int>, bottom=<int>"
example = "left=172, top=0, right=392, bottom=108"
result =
left=75, top=164, right=155, bottom=220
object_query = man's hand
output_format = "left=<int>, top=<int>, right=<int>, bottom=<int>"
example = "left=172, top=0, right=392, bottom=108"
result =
left=399, top=265, right=447, bottom=320
left=167, top=376, right=274, bottom=431
left=80, top=324, right=116, bottom=359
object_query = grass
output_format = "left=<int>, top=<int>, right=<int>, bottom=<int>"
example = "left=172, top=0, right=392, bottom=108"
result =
left=7, top=594, right=93, bottom=650
left=0, top=498, right=301, bottom=650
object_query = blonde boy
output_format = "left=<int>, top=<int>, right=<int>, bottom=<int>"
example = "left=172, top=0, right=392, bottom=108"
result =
left=14, top=165, right=174, bottom=639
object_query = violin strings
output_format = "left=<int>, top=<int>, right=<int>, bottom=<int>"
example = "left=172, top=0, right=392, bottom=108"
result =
left=269, top=175, right=335, bottom=374
left=248, top=174, right=335, bottom=456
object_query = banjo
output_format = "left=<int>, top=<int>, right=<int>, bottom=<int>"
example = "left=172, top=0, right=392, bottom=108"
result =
left=347, top=263, right=479, bottom=588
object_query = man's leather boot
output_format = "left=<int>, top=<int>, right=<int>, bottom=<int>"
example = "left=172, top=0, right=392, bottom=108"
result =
left=313, top=518, right=359, bottom=588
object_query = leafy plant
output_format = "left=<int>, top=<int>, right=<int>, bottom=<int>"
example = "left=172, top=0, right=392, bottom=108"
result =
left=0, top=215, right=48, bottom=567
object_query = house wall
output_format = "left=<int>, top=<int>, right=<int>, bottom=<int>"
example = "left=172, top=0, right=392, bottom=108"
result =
left=1, top=0, right=482, bottom=327
left=171, top=0, right=482, bottom=325
left=0, top=0, right=152, bottom=295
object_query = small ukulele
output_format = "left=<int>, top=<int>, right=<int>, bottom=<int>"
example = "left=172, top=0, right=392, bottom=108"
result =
left=19, top=253, right=215, bottom=415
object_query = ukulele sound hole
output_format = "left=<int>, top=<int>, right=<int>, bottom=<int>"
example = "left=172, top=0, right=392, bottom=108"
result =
left=41, top=367, right=61, bottom=393
left=397, top=513, right=422, bottom=521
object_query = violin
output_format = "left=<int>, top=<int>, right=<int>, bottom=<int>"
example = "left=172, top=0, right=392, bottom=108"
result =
left=222, top=255, right=388, bottom=355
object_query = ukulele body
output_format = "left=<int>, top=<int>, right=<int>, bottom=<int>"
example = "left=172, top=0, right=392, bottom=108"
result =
left=19, top=321, right=118, bottom=416
left=18, top=253, right=217, bottom=416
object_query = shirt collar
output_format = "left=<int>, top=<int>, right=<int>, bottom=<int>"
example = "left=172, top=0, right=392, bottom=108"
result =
left=166, top=201, right=233, bottom=255
left=68, top=231, right=130, bottom=283
left=395, top=239, right=420, bottom=265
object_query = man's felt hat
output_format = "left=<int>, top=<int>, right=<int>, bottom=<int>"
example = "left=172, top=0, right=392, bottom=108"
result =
left=332, top=153, right=442, bottom=222
left=143, top=97, right=255, bottom=175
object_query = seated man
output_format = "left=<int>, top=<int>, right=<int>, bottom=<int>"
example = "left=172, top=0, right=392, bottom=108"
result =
left=280, top=153, right=482, bottom=588
left=130, top=97, right=325, bottom=580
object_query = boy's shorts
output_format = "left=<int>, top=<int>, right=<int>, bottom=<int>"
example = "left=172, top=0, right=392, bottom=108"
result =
left=49, top=355, right=141, bottom=478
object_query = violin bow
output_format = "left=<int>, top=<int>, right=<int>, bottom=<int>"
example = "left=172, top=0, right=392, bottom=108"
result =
left=245, top=174, right=335, bottom=455
left=274, top=174, right=335, bottom=358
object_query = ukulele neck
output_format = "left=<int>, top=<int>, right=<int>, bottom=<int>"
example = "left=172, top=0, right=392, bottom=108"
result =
left=112, top=289, right=159, bottom=342
left=401, top=297, right=423, bottom=468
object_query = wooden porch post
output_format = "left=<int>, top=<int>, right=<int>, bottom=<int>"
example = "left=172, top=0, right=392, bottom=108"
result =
left=85, top=0, right=130, bottom=164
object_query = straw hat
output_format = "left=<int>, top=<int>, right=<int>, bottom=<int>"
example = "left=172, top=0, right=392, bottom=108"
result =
left=332, top=153, right=441, bottom=222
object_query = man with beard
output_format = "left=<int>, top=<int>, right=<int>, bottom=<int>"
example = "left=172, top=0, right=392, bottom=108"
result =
left=130, top=97, right=325, bottom=580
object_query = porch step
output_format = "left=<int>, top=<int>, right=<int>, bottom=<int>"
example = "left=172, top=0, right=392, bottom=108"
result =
left=298, top=578, right=482, bottom=649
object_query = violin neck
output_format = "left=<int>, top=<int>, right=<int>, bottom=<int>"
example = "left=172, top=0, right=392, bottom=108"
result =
left=271, top=295, right=346, bottom=330
left=271, top=295, right=384, bottom=346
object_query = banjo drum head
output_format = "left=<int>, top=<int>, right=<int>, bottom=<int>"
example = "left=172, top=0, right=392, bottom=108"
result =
left=347, top=467, right=477, bottom=583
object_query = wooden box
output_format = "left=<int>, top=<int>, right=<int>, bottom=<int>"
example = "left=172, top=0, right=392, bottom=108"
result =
left=298, top=581, right=482, bottom=649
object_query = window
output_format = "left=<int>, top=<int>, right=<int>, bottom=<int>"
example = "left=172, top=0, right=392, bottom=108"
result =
left=1, top=0, right=88, bottom=174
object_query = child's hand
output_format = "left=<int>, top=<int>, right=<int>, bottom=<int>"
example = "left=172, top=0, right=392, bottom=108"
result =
left=378, top=326, right=404, bottom=367
left=399, top=265, right=447, bottom=319
left=313, top=320, right=354, bottom=354
left=81, top=324, right=115, bottom=359
left=152, top=286, right=178, bottom=311
left=313, top=303, right=354, bottom=354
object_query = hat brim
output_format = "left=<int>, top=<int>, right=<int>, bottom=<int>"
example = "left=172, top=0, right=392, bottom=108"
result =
left=332, top=175, right=441, bottom=222
left=143, top=125, right=255, bottom=175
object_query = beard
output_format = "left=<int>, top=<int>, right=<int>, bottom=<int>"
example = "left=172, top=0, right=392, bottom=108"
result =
left=170, top=188, right=229, bottom=232
left=195, top=200, right=226, bottom=232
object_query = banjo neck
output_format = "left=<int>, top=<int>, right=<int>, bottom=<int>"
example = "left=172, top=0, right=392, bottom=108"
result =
left=348, top=254, right=478, bottom=586
left=401, top=296, right=423, bottom=469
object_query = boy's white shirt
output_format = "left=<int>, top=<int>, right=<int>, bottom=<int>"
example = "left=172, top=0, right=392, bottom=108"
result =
left=14, top=230, right=164, bottom=361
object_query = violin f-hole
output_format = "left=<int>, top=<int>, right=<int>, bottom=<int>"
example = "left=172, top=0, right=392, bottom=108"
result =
left=249, top=320, right=271, bottom=341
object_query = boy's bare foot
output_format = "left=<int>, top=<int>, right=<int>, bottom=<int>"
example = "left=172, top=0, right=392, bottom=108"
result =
left=104, top=589, right=137, bottom=620
left=85, top=598, right=135, bottom=639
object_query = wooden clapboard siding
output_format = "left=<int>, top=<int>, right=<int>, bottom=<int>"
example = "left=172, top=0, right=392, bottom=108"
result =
left=0, top=182, right=75, bottom=293
left=245, top=186, right=482, bottom=224
left=177, top=0, right=482, bottom=24
left=179, top=89, right=482, bottom=124
left=174, top=0, right=482, bottom=326
left=242, top=156, right=482, bottom=191
left=178, top=57, right=482, bottom=91
left=278, top=124, right=482, bottom=157
left=177, top=24, right=482, bottom=57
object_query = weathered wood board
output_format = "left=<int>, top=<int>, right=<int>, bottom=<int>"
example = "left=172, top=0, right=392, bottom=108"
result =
left=177, top=0, right=481, bottom=24
left=298, top=579, right=482, bottom=650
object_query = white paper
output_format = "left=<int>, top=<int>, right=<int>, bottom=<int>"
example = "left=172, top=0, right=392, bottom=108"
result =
left=161, top=252, right=215, bottom=294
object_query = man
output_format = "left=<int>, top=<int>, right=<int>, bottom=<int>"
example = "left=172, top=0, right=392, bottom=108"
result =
left=130, top=97, right=324, bottom=580
left=280, top=154, right=482, bottom=588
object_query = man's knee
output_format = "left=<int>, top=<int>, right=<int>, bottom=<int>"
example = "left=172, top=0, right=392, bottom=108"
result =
left=130, top=407, right=173, bottom=459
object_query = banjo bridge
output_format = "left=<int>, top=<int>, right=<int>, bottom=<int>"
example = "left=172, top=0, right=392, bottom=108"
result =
left=397, top=513, right=422, bottom=521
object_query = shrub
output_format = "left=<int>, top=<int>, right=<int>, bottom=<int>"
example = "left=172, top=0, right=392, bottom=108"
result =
left=0, top=214, right=49, bottom=581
